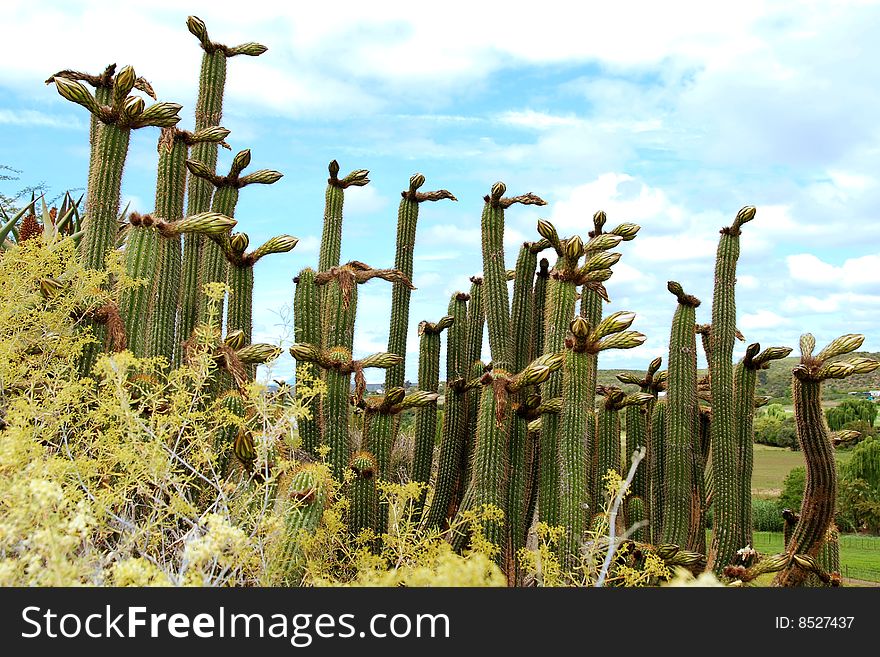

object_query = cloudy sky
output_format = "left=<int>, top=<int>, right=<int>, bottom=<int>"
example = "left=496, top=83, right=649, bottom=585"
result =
left=2, top=0, right=879, bottom=383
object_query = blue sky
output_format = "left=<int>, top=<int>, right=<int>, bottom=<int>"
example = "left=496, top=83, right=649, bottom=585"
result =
left=2, top=0, right=879, bottom=383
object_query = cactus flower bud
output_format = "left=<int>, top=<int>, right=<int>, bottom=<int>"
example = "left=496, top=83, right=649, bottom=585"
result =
left=610, top=222, right=641, bottom=240
left=800, top=333, right=816, bottom=358
left=239, top=169, right=284, bottom=186
left=596, top=331, right=647, bottom=351
left=238, top=343, right=282, bottom=364
left=815, top=333, right=864, bottom=363
left=584, top=233, right=623, bottom=252
left=224, top=329, right=246, bottom=350
left=591, top=310, right=636, bottom=341
left=359, top=352, right=404, bottom=369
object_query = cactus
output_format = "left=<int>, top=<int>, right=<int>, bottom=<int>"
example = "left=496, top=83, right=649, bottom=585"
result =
left=349, top=451, right=379, bottom=539
left=410, top=315, right=452, bottom=511
left=385, top=174, right=456, bottom=390
left=530, top=258, right=550, bottom=361
left=459, top=277, right=485, bottom=507
left=268, top=464, right=330, bottom=586
left=662, top=281, right=701, bottom=548
left=773, top=334, right=878, bottom=586
left=424, top=293, right=469, bottom=531
left=293, top=269, right=323, bottom=457
left=734, top=343, right=792, bottom=551
left=706, top=206, right=756, bottom=574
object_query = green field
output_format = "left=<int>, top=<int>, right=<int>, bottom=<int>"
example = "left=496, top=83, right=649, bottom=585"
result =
left=751, top=444, right=852, bottom=498
left=750, top=531, right=880, bottom=584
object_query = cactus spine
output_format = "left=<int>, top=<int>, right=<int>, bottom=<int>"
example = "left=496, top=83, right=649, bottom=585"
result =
left=708, top=206, right=756, bottom=574
left=349, top=452, right=379, bottom=538
left=773, top=334, right=878, bottom=586
left=293, top=269, right=322, bottom=457
left=318, top=161, right=369, bottom=273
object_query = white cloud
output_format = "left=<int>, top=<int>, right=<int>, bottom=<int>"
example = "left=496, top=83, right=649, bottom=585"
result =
left=740, top=310, right=789, bottom=330
left=787, top=253, right=880, bottom=289
left=0, top=109, right=83, bottom=129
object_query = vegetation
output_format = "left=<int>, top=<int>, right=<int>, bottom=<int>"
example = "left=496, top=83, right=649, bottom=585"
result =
left=1, top=14, right=877, bottom=588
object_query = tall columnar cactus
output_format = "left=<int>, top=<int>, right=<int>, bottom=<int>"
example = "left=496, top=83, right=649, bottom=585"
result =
left=181, top=16, right=266, bottom=346
left=49, top=66, right=182, bottom=373
left=662, top=281, right=701, bottom=548
left=650, top=397, right=668, bottom=541
left=470, top=182, right=546, bottom=567
left=558, top=315, right=646, bottom=567
left=385, top=174, right=456, bottom=390
left=268, top=463, right=331, bottom=586
left=318, top=161, right=370, bottom=274
left=460, top=276, right=485, bottom=502
left=349, top=451, right=379, bottom=539
left=185, top=149, right=283, bottom=328
left=617, top=356, right=663, bottom=537
left=424, top=293, right=470, bottom=531
left=530, top=258, right=550, bottom=361
left=688, top=405, right=711, bottom=555
left=734, top=343, right=792, bottom=551
left=293, top=269, right=322, bottom=457
left=708, top=206, right=756, bottom=574
left=773, top=333, right=878, bottom=586
left=411, top=315, right=453, bottom=511
left=225, top=232, right=298, bottom=376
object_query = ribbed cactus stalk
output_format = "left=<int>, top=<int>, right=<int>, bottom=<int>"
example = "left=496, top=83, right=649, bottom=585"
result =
left=181, top=16, right=266, bottom=345
left=424, top=293, right=469, bottom=531
left=215, top=389, right=246, bottom=478
left=773, top=333, right=878, bottom=586
left=734, top=343, right=792, bottom=551
left=708, top=206, right=756, bottom=574
left=626, top=496, right=647, bottom=542
left=411, top=315, right=452, bottom=511
left=469, top=183, right=546, bottom=568
left=530, top=258, right=550, bottom=361
left=650, top=398, right=668, bottom=541
left=293, top=269, right=322, bottom=457
left=318, top=161, right=369, bottom=274
left=662, top=281, right=701, bottom=548
left=186, top=150, right=283, bottom=329
left=385, top=174, right=456, bottom=390
left=687, top=406, right=711, bottom=554
left=459, top=277, right=485, bottom=504
left=225, top=233, right=298, bottom=377
left=559, top=315, right=646, bottom=567
left=349, top=451, right=379, bottom=539
left=269, top=464, right=330, bottom=586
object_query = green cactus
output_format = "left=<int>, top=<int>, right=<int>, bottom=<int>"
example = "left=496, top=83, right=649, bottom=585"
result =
left=662, top=281, right=701, bottom=548
left=268, top=464, right=330, bottom=586
left=424, top=293, right=469, bottom=531
left=411, top=315, right=452, bottom=511
left=293, top=269, right=323, bottom=457
left=530, top=258, right=550, bottom=361
left=349, top=451, right=379, bottom=539
left=773, top=333, right=878, bottom=586
left=318, top=160, right=369, bottom=274
left=734, top=343, right=792, bottom=551
left=385, top=174, right=456, bottom=390
left=708, top=206, right=756, bottom=575
left=459, top=277, right=485, bottom=507
left=650, top=397, right=667, bottom=541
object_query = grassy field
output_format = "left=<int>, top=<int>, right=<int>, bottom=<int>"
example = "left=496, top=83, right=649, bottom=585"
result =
left=750, top=531, right=880, bottom=584
left=751, top=444, right=852, bottom=498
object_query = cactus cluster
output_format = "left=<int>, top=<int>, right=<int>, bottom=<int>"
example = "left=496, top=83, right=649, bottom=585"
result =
left=22, top=14, right=875, bottom=588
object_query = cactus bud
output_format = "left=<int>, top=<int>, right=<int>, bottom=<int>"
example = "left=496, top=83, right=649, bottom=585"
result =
left=591, top=310, right=636, bottom=341
left=616, top=373, right=642, bottom=386
left=815, top=333, right=864, bottom=363
left=121, top=95, right=144, bottom=121
left=583, top=251, right=621, bottom=271
left=233, top=429, right=256, bottom=463
left=490, top=181, right=506, bottom=200
left=185, top=159, right=215, bottom=180
left=228, top=42, right=269, bottom=57
left=648, top=356, right=663, bottom=374
left=231, top=149, right=252, bottom=176
left=239, top=169, right=285, bottom=186
left=584, top=233, right=623, bottom=252
left=192, top=126, right=231, bottom=143
left=224, top=329, right=246, bottom=350
left=238, top=343, right=282, bottom=364
left=735, top=205, right=757, bottom=226
left=250, top=235, right=298, bottom=261
left=399, top=390, right=440, bottom=409
left=350, top=451, right=377, bottom=477
left=112, top=65, right=137, bottom=106
left=384, top=387, right=406, bottom=407
left=173, top=212, right=236, bottom=237
left=436, top=315, right=455, bottom=332
left=754, top=346, right=793, bottom=366
left=564, top=235, right=584, bottom=259
left=593, top=210, right=607, bottom=233
left=799, top=333, right=816, bottom=358
left=187, top=15, right=210, bottom=45
left=816, top=361, right=856, bottom=380
left=39, top=277, right=64, bottom=298
left=744, top=342, right=761, bottom=363
left=409, top=173, right=426, bottom=191
left=136, top=102, right=182, bottom=127
left=610, top=222, right=641, bottom=240
left=527, top=418, right=542, bottom=434
left=570, top=315, right=590, bottom=339
left=529, top=351, right=565, bottom=372
left=536, top=219, right=560, bottom=246
left=52, top=77, right=102, bottom=115
left=596, top=331, right=647, bottom=351
left=843, top=357, right=880, bottom=374
left=359, top=352, right=404, bottom=369
left=655, top=370, right=668, bottom=386
left=583, top=268, right=613, bottom=282
left=341, top=169, right=370, bottom=187
left=621, top=392, right=654, bottom=407
left=230, top=232, right=250, bottom=255
left=754, top=395, right=772, bottom=408
left=289, top=343, right=322, bottom=363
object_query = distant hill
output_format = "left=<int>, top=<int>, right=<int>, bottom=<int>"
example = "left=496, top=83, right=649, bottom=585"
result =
left=601, top=351, right=880, bottom=401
